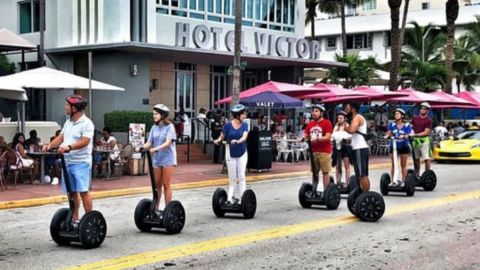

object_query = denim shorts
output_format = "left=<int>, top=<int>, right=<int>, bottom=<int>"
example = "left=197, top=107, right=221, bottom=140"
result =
left=62, top=162, right=92, bottom=193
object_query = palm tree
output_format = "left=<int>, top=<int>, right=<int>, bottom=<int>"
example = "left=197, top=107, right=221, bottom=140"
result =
left=402, top=22, right=445, bottom=63
left=327, top=53, right=380, bottom=88
left=399, top=0, right=410, bottom=46
left=467, top=15, right=480, bottom=53
left=388, top=0, right=403, bottom=91
left=453, top=35, right=480, bottom=91
left=399, top=60, right=447, bottom=92
left=305, top=0, right=319, bottom=40
left=444, top=0, right=459, bottom=94
left=232, top=0, right=242, bottom=105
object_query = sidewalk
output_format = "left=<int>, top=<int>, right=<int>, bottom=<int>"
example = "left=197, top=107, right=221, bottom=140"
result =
left=0, top=155, right=392, bottom=209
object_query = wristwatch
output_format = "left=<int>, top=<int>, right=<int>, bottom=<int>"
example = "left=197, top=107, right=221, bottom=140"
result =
left=68, top=145, right=73, bottom=151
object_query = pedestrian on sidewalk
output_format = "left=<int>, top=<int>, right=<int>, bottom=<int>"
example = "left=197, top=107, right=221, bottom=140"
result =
left=213, top=104, right=249, bottom=205
left=302, top=104, right=333, bottom=199
left=44, top=95, right=94, bottom=224
left=331, top=110, right=352, bottom=188
left=143, top=104, right=177, bottom=211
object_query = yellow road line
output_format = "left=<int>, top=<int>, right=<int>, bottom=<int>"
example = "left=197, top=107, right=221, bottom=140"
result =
left=68, top=189, right=480, bottom=270
left=0, top=162, right=395, bottom=210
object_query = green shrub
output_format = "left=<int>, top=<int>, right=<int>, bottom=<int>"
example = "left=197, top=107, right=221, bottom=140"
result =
left=104, top=110, right=153, bottom=132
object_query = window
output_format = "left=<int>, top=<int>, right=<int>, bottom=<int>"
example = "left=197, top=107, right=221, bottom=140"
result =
left=326, top=37, right=336, bottom=50
left=175, top=63, right=196, bottom=113
left=19, top=0, right=41, bottom=34
left=422, top=2, right=430, bottom=10
left=156, top=0, right=295, bottom=32
left=346, top=33, right=373, bottom=50
left=362, top=0, right=376, bottom=11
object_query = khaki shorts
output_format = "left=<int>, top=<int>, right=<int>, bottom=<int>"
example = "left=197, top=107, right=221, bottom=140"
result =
left=313, top=152, right=332, bottom=174
left=413, top=142, right=432, bottom=160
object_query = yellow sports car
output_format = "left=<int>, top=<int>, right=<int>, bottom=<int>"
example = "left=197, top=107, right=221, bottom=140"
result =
left=433, top=130, right=480, bottom=161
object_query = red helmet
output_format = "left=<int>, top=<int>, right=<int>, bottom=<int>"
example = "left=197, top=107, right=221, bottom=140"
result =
left=66, top=95, right=88, bottom=111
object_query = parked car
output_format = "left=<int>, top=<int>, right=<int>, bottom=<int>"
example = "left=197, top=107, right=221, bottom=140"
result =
left=433, top=130, right=480, bottom=161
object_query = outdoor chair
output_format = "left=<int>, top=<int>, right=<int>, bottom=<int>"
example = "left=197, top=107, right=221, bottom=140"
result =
left=112, top=144, right=133, bottom=177
left=275, top=138, right=294, bottom=162
left=293, top=141, right=309, bottom=161
left=8, top=151, right=35, bottom=187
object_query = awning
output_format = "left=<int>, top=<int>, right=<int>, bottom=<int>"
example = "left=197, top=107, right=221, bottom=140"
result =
left=46, top=42, right=347, bottom=69
left=0, top=28, right=36, bottom=51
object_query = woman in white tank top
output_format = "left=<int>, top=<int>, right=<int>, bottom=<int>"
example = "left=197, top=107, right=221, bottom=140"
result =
left=351, top=114, right=369, bottom=150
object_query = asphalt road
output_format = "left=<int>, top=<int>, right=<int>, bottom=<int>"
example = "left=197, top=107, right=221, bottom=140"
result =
left=0, top=162, right=479, bottom=270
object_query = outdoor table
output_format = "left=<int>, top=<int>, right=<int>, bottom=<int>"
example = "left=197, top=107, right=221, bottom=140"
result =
left=26, top=151, right=59, bottom=183
left=94, top=149, right=117, bottom=178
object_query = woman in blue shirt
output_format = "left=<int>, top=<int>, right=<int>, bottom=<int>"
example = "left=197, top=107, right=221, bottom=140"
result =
left=214, top=104, right=249, bottom=205
left=143, top=104, right=177, bottom=211
left=384, top=108, right=412, bottom=186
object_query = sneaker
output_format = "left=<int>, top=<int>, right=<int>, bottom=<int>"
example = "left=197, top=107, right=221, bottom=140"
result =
left=71, top=220, right=80, bottom=230
left=154, top=210, right=163, bottom=219
left=51, top=177, right=59, bottom=185
left=305, top=190, right=315, bottom=199
left=232, top=198, right=240, bottom=205
left=397, top=181, right=405, bottom=187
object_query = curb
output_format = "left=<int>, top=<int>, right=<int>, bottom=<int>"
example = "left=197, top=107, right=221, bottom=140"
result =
left=0, top=162, right=395, bottom=210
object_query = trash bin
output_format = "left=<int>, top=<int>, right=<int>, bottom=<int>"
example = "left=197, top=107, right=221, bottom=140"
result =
left=247, top=130, right=272, bottom=172
left=128, top=153, right=148, bottom=175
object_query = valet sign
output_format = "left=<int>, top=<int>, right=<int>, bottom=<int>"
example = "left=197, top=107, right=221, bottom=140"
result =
left=175, top=22, right=321, bottom=60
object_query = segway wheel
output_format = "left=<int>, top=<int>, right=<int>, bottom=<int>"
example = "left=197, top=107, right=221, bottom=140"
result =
left=212, top=188, right=227, bottom=217
left=355, top=192, right=385, bottom=222
left=421, top=170, right=437, bottom=191
left=348, top=175, right=359, bottom=193
left=324, top=184, right=341, bottom=210
left=347, top=188, right=361, bottom=216
left=242, top=189, right=257, bottom=219
left=380, top=173, right=391, bottom=196
left=405, top=173, right=416, bottom=197
left=298, top=183, right=313, bottom=208
left=78, top=211, right=107, bottom=249
left=50, top=208, right=71, bottom=246
left=163, top=200, right=186, bottom=234
left=134, top=199, right=153, bottom=232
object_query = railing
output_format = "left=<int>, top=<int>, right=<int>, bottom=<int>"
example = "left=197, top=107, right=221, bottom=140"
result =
left=192, top=118, right=211, bottom=154
left=177, top=135, right=191, bottom=162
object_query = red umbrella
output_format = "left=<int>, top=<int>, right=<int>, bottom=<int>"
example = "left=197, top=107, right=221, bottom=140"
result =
left=214, top=81, right=322, bottom=105
left=300, top=83, right=368, bottom=100
left=430, top=91, right=478, bottom=109
left=454, top=91, right=480, bottom=107
left=389, top=88, right=447, bottom=104
left=352, top=86, right=409, bottom=101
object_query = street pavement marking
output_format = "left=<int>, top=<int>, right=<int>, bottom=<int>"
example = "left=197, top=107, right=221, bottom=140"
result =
left=68, top=189, right=480, bottom=270
left=0, top=162, right=395, bottom=210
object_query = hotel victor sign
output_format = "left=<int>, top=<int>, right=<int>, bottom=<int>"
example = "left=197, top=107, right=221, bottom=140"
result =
left=175, top=23, right=321, bottom=60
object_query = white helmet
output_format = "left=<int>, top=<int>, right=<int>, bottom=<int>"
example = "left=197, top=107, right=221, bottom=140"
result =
left=153, top=104, right=170, bottom=118
left=420, top=102, right=431, bottom=109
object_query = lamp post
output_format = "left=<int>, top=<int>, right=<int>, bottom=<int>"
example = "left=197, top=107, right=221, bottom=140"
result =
left=422, top=26, right=441, bottom=62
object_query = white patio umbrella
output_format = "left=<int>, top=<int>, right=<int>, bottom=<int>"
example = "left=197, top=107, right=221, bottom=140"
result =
left=0, top=66, right=124, bottom=132
left=0, top=66, right=124, bottom=90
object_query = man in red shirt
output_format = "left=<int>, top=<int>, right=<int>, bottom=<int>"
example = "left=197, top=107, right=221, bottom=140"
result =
left=303, top=104, right=333, bottom=198
left=411, top=102, right=433, bottom=177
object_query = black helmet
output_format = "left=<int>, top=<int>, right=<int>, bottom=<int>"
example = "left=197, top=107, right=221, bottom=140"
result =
left=153, top=104, right=170, bottom=118
left=66, top=95, right=88, bottom=111
left=231, top=104, right=246, bottom=118
left=311, top=104, right=325, bottom=112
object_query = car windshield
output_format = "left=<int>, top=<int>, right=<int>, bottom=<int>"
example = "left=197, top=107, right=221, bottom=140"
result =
left=457, top=131, right=480, bottom=140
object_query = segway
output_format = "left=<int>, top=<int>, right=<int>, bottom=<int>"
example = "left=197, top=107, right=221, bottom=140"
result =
left=134, top=150, right=185, bottom=234
left=331, top=131, right=358, bottom=194
left=379, top=138, right=416, bottom=196
left=408, top=140, right=437, bottom=191
left=212, top=141, right=257, bottom=219
left=50, top=151, right=107, bottom=248
left=298, top=140, right=341, bottom=210
left=346, top=157, right=385, bottom=222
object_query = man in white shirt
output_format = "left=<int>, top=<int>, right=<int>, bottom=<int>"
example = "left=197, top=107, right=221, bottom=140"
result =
left=44, top=95, right=94, bottom=224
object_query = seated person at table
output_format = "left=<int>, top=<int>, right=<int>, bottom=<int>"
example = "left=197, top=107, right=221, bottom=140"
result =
left=46, top=131, right=62, bottom=183
left=25, top=130, right=41, bottom=151
left=10, top=132, right=39, bottom=183
left=94, top=127, right=119, bottom=177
